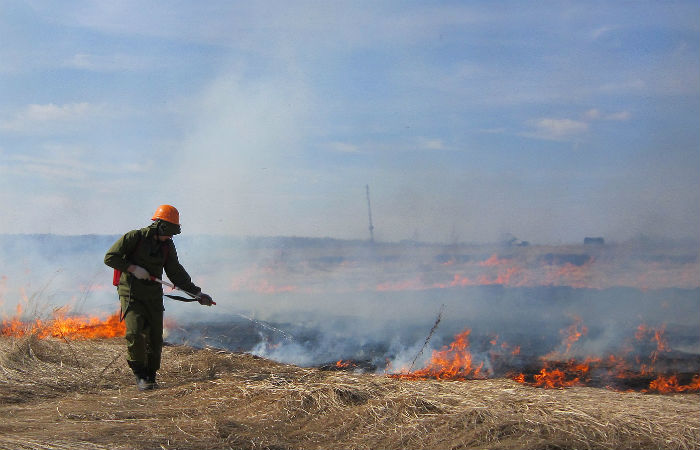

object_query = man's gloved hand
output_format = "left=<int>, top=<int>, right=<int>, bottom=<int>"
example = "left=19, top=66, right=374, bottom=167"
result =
left=127, top=265, right=150, bottom=280
left=197, top=292, right=214, bottom=306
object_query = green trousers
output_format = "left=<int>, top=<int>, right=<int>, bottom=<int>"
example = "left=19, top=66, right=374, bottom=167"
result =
left=121, top=296, right=164, bottom=372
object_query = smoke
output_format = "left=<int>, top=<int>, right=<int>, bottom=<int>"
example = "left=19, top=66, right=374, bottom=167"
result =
left=2, top=234, right=699, bottom=376
left=161, top=66, right=316, bottom=237
left=158, top=236, right=700, bottom=375
left=0, top=235, right=120, bottom=318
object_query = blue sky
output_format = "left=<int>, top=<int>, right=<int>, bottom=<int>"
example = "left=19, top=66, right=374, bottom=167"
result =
left=1, top=1, right=698, bottom=243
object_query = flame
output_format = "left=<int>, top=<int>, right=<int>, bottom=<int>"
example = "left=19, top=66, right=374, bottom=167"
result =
left=544, top=262, right=593, bottom=289
left=647, top=374, right=700, bottom=394
left=633, top=323, right=670, bottom=374
left=1, top=308, right=124, bottom=339
left=528, top=359, right=596, bottom=389
left=230, top=267, right=300, bottom=294
left=636, top=324, right=669, bottom=354
left=533, top=367, right=574, bottom=388
left=479, top=254, right=512, bottom=267
left=376, top=246, right=698, bottom=292
left=390, top=329, right=485, bottom=381
left=508, top=319, right=700, bottom=393
left=388, top=318, right=699, bottom=394
left=562, top=316, right=587, bottom=355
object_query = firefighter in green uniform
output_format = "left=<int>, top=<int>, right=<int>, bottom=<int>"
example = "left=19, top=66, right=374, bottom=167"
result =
left=104, top=205, right=214, bottom=391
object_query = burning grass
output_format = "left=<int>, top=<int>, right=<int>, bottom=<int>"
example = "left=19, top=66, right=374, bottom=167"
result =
left=388, top=316, right=700, bottom=394
left=1, top=305, right=125, bottom=340
left=0, top=335, right=698, bottom=450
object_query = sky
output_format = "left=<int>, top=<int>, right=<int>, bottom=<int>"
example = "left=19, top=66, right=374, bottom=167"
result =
left=1, top=1, right=698, bottom=244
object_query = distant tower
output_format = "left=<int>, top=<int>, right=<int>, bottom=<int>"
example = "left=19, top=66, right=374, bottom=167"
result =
left=366, top=185, right=375, bottom=243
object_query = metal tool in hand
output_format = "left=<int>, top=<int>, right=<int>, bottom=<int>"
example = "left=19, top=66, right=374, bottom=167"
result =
left=150, top=276, right=216, bottom=305
left=151, top=277, right=295, bottom=341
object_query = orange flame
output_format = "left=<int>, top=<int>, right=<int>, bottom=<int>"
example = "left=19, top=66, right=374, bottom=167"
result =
left=634, top=323, right=670, bottom=373
left=647, top=374, right=700, bottom=394
left=391, top=329, right=485, bottom=381
left=230, top=267, right=300, bottom=294
left=479, top=254, right=512, bottom=267
left=1, top=309, right=124, bottom=339
left=563, top=316, right=588, bottom=355
left=509, top=319, right=700, bottom=393
left=388, top=317, right=699, bottom=394
left=528, top=358, right=596, bottom=389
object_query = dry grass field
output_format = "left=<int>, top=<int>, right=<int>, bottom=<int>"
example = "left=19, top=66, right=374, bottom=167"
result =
left=1, top=335, right=698, bottom=450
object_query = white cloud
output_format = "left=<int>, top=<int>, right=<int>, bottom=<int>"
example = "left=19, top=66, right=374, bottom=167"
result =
left=605, top=111, right=631, bottom=121
left=584, top=109, right=601, bottom=120
left=329, top=141, right=362, bottom=154
left=0, top=102, right=106, bottom=133
left=584, top=108, right=630, bottom=122
left=33, top=2, right=487, bottom=52
left=478, top=128, right=506, bottom=135
left=590, top=25, right=617, bottom=41
left=2, top=144, right=148, bottom=188
left=419, top=138, right=446, bottom=151
left=531, top=118, right=589, bottom=141
left=527, top=108, right=630, bottom=142
left=21, top=103, right=91, bottom=121
left=64, top=53, right=148, bottom=72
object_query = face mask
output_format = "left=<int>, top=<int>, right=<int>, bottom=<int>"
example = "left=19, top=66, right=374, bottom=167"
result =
left=157, top=220, right=181, bottom=236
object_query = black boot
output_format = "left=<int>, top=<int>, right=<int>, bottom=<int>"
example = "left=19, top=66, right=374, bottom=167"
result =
left=128, top=360, right=154, bottom=391
left=146, top=370, right=158, bottom=389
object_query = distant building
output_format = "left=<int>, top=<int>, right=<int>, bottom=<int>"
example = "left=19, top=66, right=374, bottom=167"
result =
left=504, top=237, right=529, bottom=247
left=584, top=237, right=605, bottom=245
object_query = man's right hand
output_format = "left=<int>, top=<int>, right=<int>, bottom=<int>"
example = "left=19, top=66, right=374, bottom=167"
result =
left=196, top=292, right=215, bottom=306
left=127, top=265, right=150, bottom=280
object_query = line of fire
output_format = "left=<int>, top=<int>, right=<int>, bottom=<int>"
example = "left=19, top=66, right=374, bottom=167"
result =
left=2, top=236, right=698, bottom=395
left=2, top=308, right=698, bottom=394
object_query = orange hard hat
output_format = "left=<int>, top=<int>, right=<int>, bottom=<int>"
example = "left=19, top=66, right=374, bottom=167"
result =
left=151, top=204, right=180, bottom=225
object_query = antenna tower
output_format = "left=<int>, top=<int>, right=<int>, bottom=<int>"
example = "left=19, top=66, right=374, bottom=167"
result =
left=365, top=184, right=375, bottom=243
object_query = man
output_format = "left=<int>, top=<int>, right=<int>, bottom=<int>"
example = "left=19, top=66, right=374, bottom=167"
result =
left=104, top=204, right=214, bottom=391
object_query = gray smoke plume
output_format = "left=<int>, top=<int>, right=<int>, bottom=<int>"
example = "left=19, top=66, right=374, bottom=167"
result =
left=1, top=234, right=698, bottom=376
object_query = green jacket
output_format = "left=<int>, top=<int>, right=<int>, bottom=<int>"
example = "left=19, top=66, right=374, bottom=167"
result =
left=104, top=223, right=200, bottom=301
